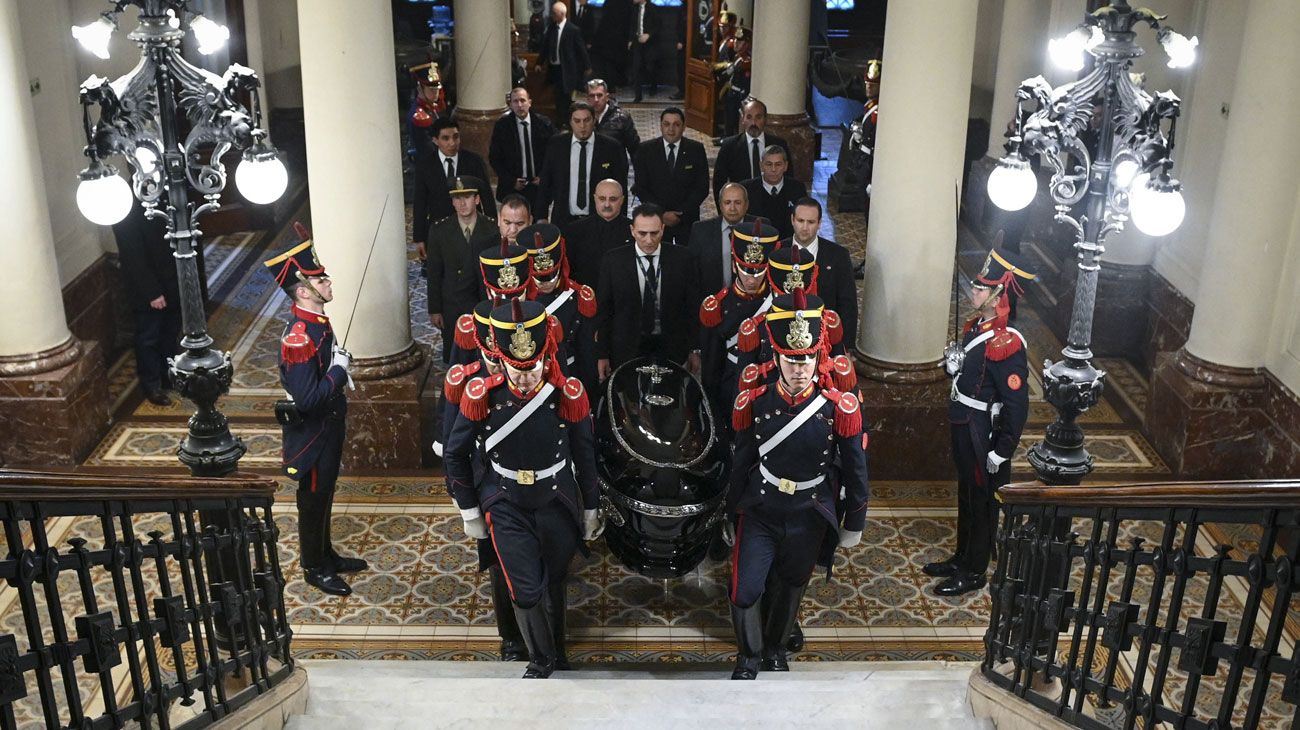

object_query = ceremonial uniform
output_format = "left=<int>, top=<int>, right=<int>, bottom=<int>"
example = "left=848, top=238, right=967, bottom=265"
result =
left=927, top=249, right=1035, bottom=597
left=727, top=290, right=870, bottom=680
left=520, top=223, right=600, bottom=392
left=264, top=232, right=367, bottom=597
left=444, top=301, right=602, bottom=679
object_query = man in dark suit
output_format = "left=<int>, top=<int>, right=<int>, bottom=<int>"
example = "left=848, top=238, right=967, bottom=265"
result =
left=626, top=0, right=659, bottom=102
left=785, top=197, right=858, bottom=346
left=687, top=182, right=756, bottom=294
left=743, top=145, right=807, bottom=240
left=413, top=117, right=491, bottom=261
left=633, top=107, right=708, bottom=246
left=426, top=176, right=500, bottom=362
left=538, top=2, right=591, bottom=123
left=595, top=204, right=701, bottom=377
left=563, top=178, right=632, bottom=287
left=489, top=87, right=555, bottom=219
left=538, top=102, right=629, bottom=225
left=113, top=201, right=181, bottom=406
left=712, top=97, right=790, bottom=203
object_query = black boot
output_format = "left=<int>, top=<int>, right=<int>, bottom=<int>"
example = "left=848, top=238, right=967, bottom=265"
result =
left=491, top=565, right=527, bottom=661
left=730, top=603, right=763, bottom=680
left=548, top=582, right=572, bottom=670
left=514, top=602, right=557, bottom=679
left=762, top=582, right=807, bottom=672
left=922, top=553, right=964, bottom=578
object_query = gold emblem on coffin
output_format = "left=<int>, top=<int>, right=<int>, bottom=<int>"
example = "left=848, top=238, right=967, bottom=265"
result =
left=534, top=250, right=555, bottom=271
left=786, top=265, right=805, bottom=290
left=786, top=313, right=813, bottom=350
left=779, top=478, right=797, bottom=495
left=516, top=469, right=536, bottom=485
left=743, top=241, right=765, bottom=264
left=497, top=262, right=521, bottom=290
left=509, top=323, right=536, bottom=359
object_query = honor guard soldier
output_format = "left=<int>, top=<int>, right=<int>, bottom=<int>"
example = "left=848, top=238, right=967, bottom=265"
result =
left=727, top=288, right=869, bottom=680
left=925, top=249, right=1035, bottom=597
left=427, top=175, right=500, bottom=363
left=444, top=299, right=603, bottom=678
left=519, top=223, right=599, bottom=390
left=264, top=228, right=369, bottom=597
left=698, top=221, right=779, bottom=433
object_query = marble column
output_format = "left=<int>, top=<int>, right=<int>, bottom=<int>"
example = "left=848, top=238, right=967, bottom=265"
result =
left=850, top=0, right=978, bottom=479
left=749, top=0, right=814, bottom=184
left=298, top=0, right=425, bottom=469
left=1146, top=0, right=1300, bottom=478
left=0, top=1, right=108, bottom=466
left=453, top=0, right=511, bottom=163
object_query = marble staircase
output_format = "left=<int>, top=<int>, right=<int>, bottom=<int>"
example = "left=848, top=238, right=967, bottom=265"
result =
left=285, top=660, right=991, bottom=729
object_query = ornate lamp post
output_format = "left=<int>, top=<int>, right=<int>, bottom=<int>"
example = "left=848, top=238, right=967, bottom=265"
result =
left=986, top=1, right=1196, bottom=485
left=72, top=1, right=288, bottom=476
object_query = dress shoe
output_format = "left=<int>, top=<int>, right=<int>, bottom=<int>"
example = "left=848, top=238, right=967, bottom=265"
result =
left=331, top=554, right=369, bottom=574
left=304, top=567, right=352, bottom=596
left=934, top=571, right=987, bottom=597
left=785, top=622, right=805, bottom=653
left=760, top=654, right=790, bottom=672
left=522, top=661, right=555, bottom=679
left=500, top=639, right=528, bottom=662
left=922, top=557, right=963, bottom=578
left=143, top=386, right=172, bottom=406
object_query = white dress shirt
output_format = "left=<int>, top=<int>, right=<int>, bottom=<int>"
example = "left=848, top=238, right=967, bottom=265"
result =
left=764, top=178, right=785, bottom=197
left=551, top=20, right=566, bottom=64
left=568, top=135, right=596, bottom=215
left=635, top=245, right=663, bottom=333
left=438, top=150, right=459, bottom=180
left=515, top=114, right=534, bottom=178
left=792, top=236, right=819, bottom=260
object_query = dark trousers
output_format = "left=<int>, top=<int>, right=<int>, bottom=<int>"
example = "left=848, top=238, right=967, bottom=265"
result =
left=294, top=421, right=346, bottom=570
left=729, top=508, right=828, bottom=608
left=951, top=423, right=1007, bottom=575
left=548, top=65, right=572, bottom=123
left=133, top=305, right=182, bottom=388
left=628, top=42, right=649, bottom=94
left=485, top=499, right=579, bottom=609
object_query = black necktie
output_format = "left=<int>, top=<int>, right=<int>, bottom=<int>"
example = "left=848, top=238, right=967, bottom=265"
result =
left=750, top=138, right=761, bottom=178
left=667, top=142, right=676, bottom=170
left=521, top=120, right=533, bottom=179
left=771, top=185, right=778, bottom=197
left=640, top=254, right=658, bottom=334
left=576, top=139, right=589, bottom=210
left=445, top=156, right=455, bottom=180
left=721, top=225, right=733, bottom=287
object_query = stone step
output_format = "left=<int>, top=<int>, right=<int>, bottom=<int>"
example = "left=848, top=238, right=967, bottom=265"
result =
left=285, top=660, right=989, bottom=730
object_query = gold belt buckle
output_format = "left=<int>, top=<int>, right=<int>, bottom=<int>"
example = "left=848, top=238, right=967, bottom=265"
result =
left=516, top=469, right=536, bottom=485
left=779, top=478, right=797, bottom=495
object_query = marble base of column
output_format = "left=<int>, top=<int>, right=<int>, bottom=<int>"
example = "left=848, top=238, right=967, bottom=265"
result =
left=853, top=352, right=953, bottom=480
left=1052, top=261, right=1150, bottom=360
left=452, top=106, right=507, bottom=172
left=764, top=112, right=815, bottom=186
left=1141, top=271, right=1194, bottom=377
left=341, top=342, right=426, bottom=470
left=1144, top=349, right=1277, bottom=479
left=0, top=337, right=109, bottom=467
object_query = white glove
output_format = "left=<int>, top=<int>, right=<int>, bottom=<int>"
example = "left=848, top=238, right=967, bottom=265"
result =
left=986, top=451, right=1008, bottom=474
left=331, top=346, right=356, bottom=390
left=720, top=519, right=735, bottom=547
left=583, top=509, right=604, bottom=541
left=837, top=529, right=862, bottom=549
left=460, top=508, right=487, bottom=540
left=943, top=342, right=963, bottom=377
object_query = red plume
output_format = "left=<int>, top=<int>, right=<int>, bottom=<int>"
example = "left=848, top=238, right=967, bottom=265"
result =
left=534, top=231, right=544, bottom=250
left=752, top=219, right=761, bottom=240
left=512, top=296, right=524, bottom=322
left=500, top=236, right=509, bottom=257
left=791, top=245, right=802, bottom=268
left=293, top=221, right=311, bottom=241
left=793, top=286, right=807, bottom=311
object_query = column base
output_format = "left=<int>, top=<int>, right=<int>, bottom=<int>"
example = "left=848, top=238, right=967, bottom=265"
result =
left=0, top=337, right=109, bottom=467
left=764, top=112, right=816, bottom=186
left=342, top=343, right=427, bottom=470
left=1141, top=270, right=1194, bottom=377
left=452, top=106, right=507, bottom=172
left=853, top=352, right=953, bottom=480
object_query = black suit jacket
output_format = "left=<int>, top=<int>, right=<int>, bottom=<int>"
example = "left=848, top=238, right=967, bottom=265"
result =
left=686, top=215, right=757, bottom=295
left=633, top=136, right=708, bottom=241
left=785, top=236, right=858, bottom=347
left=538, top=132, right=629, bottom=224
left=411, top=147, right=490, bottom=244
left=541, top=21, right=590, bottom=94
left=711, top=132, right=789, bottom=203
left=743, top=175, right=807, bottom=240
left=563, top=214, right=632, bottom=287
left=488, top=111, right=555, bottom=206
left=596, top=243, right=700, bottom=367
left=427, top=213, right=499, bottom=318
left=573, top=2, right=598, bottom=43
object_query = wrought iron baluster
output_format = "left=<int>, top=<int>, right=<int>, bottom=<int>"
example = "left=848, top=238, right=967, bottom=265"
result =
left=1124, top=512, right=1179, bottom=730
left=1058, top=509, right=1103, bottom=716
left=1215, top=511, right=1279, bottom=726
left=117, top=509, right=171, bottom=729
left=2, top=507, right=58, bottom=729
left=1097, top=533, right=1144, bottom=711
left=168, top=507, right=217, bottom=718
left=1176, top=542, right=1232, bottom=719
left=225, top=503, right=268, bottom=690
left=254, top=504, right=292, bottom=665
left=1075, top=511, right=1121, bottom=716
left=146, top=528, right=196, bottom=707
left=1144, top=512, right=1200, bottom=728
left=984, top=506, right=1018, bottom=671
left=1242, top=522, right=1295, bottom=729
left=66, top=535, right=122, bottom=724
left=28, top=505, right=86, bottom=728
left=100, top=507, right=152, bottom=729
left=183, top=510, right=231, bottom=718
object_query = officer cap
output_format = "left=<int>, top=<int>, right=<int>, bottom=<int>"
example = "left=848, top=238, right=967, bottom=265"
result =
left=480, top=237, right=533, bottom=297
left=766, top=288, right=826, bottom=362
left=489, top=298, right=551, bottom=368
left=518, top=223, right=567, bottom=282
left=263, top=221, right=327, bottom=288
left=973, top=248, right=1037, bottom=293
left=449, top=175, right=483, bottom=197
left=731, top=220, right=780, bottom=276
left=767, top=244, right=819, bottom=296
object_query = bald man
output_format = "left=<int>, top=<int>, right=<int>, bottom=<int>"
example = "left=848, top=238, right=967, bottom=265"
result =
left=563, top=179, right=632, bottom=287
left=538, top=2, right=591, bottom=122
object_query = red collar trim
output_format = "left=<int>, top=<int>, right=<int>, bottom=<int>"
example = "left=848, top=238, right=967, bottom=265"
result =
left=731, top=281, right=767, bottom=300
left=776, top=380, right=815, bottom=406
left=292, top=305, right=329, bottom=325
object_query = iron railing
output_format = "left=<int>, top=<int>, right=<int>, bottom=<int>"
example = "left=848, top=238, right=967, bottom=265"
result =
left=985, top=480, right=1300, bottom=730
left=0, top=470, right=290, bottom=729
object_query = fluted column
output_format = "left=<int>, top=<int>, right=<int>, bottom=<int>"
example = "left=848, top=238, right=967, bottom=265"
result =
left=749, top=0, right=814, bottom=183
left=0, top=1, right=107, bottom=465
left=453, top=0, right=511, bottom=162
left=298, top=0, right=425, bottom=468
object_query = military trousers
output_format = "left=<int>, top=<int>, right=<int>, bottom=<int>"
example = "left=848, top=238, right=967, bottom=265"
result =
left=294, top=420, right=346, bottom=570
left=951, top=423, right=1009, bottom=576
left=730, top=508, right=828, bottom=609
left=485, top=499, right=579, bottom=610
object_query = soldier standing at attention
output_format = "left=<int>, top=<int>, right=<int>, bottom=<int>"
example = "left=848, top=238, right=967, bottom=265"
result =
left=264, top=231, right=368, bottom=597
left=727, top=289, right=869, bottom=680
left=444, top=300, right=603, bottom=678
left=925, top=249, right=1035, bottom=597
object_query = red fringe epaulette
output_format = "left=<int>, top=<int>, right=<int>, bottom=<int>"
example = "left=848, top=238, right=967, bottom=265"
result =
left=443, top=360, right=483, bottom=405
left=985, top=328, right=1024, bottom=362
left=547, top=314, right=565, bottom=344
left=459, top=373, right=503, bottom=421
left=738, top=316, right=763, bottom=353
left=699, top=292, right=723, bottom=328
left=827, top=388, right=863, bottom=438
left=281, top=321, right=316, bottom=364
left=825, top=310, right=844, bottom=346
left=732, top=385, right=766, bottom=432
left=576, top=284, right=598, bottom=318
left=453, top=314, right=477, bottom=350
left=739, top=360, right=774, bottom=389
left=558, top=377, right=589, bottom=422
left=828, top=354, right=857, bottom=391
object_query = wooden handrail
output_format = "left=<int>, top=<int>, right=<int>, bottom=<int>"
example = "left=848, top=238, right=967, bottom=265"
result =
left=0, top=469, right=277, bottom=502
left=998, top=479, right=1300, bottom=508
